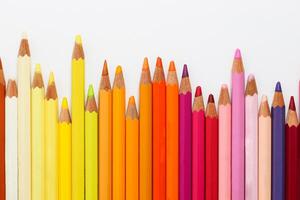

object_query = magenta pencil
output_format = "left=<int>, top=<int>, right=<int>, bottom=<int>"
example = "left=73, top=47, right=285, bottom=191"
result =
left=218, top=84, right=231, bottom=200
left=179, top=64, right=192, bottom=199
left=231, top=49, right=245, bottom=200
left=192, top=86, right=205, bottom=200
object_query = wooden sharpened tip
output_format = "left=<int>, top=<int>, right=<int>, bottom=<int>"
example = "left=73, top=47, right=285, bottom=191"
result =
left=46, top=72, right=57, bottom=100
left=166, top=61, right=178, bottom=86
left=100, top=60, right=111, bottom=90
left=259, top=96, right=271, bottom=117
left=179, top=64, right=191, bottom=94
left=60, top=97, right=71, bottom=123
left=272, top=82, right=284, bottom=107
left=6, top=79, right=18, bottom=97
left=206, top=94, right=217, bottom=117
left=32, top=64, right=44, bottom=88
left=153, top=57, right=165, bottom=83
left=192, top=86, right=205, bottom=112
left=126, top=96, right=138, bottom=119
left=113, top=65, right=125, bottom=88
left=218, top=84, right=231, bottom=106
left=245, top=74, right=258, bottom=96
left=232, top=48, right=244, bottom=73
left=18, top=33, right=31, bottom=57
left=140, top=58, right=151, bottom=85
left=287, top=96, right=298, bottom=127
left=86, top=85, right=97, bottom=112
left=72, top=35, right=84, bottom=60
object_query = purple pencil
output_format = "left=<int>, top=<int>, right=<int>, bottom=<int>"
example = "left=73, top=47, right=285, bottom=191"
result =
left=179, top=64, right=192, bottom=199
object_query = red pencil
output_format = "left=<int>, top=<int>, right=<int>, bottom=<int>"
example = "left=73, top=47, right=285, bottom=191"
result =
left=205, top=94, right=218, bottom=200
left=192, top=86, right=205, bottom=200
left=0, top=58, right=5, bottom=199
left=285, top=96, right=299, bottom=200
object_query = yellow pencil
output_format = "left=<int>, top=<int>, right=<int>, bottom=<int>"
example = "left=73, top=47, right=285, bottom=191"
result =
left=139, top=58, right=152, bottom=200
left=31, top=64, right=45, bottom=200
left=126, top=96, right=139, bottom=200
left=113, top=65, right=126, bottom=200
left=85, top=85, right=98, bottom=200
left=58, top=98, right=72, bottom=200
left=99, top=60, right=112, bottom=200
left=71, top=35, right=85, bottom=200
left=45, top=72, right=58, bottom=200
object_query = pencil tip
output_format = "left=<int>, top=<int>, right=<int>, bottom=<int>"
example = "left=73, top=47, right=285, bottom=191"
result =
left=262, top=95, right=268, bottom=102
left=247, top=74, right=255, bottom=82
left=115, top=65, right=122, bottom=74
left=221, top=84, right=228, bottom=89
left=182, top=64, right=189, bottom=77
left=62, top=97, right=68, bottom=109
left=168, top=61, right=176, bottom=72
left=275, top=82, right=282, bottom=92
left=75, top=35, right=82, bottom=44
left=88, top=85, right=94, bottom=97
left=289, top=96, right=296, bottom=111
left=143, top=57, right=149, bottom=71
left=102, top=60, right=108, bottom=76
left=195, top=86, right=202, bottom=97
left=129, top=96, right=135, bottom=105
left=156, top=57, right=163, bottom=68
left=234, top=48, right=241, bottom=59
left=208, top=94, right=215, bottom=103
left=35, top=64, right=41, bottom=73
left=48, top=72, right=55, bottom=85
left=21, top=32, right=28, bottom=40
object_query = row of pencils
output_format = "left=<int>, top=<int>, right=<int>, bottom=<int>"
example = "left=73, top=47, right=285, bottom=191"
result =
left=0, top=34, right=299, bottom=200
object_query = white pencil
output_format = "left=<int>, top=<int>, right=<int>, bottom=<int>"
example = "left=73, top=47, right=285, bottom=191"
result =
left=5, top=80, right=18, bottom=200
left=17, top=33, right=31, bottom=200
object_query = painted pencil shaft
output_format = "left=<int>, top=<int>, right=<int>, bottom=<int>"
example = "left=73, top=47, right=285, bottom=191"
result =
left=0, top=60, right=5, bottom=199
left=72, top=35, right=85, bottom=200
left=32, top=64, right=45, bottom=200
left=179, top=65, right=192, bottom=200
left=17, top=34, right=31, bottom=200
left=245, top=75, right=258, bottom=200
left=231, top=49, right=245, bottom=200
left=258, top=96, right=271, bottom=200
left=166, top=61, right=178, bottom=200
left=113, top=66, right=125, bottom=200
left=271, top=82, right=285, bottom=200
left=126, top=97, right=139, bottom=200
left=5, top=80, right=17, bottom=200
left=192, top=86, right=205, bottom=200
left=139, top=58, right=152, bottom=200
left=218, top=85, right=231, bottom=200
left=99, top=61, right=112, bottom=200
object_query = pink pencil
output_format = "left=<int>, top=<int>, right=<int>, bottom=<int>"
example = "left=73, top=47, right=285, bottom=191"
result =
left=192, top=86, right=205, bottom=200
left=231, top=49, right=245, bottom=200
left=245, top=74, right=258, bottom=200
left=218, top=84, right=231, bottom=200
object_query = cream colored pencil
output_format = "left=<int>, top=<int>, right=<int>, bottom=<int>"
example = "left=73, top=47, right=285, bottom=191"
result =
left=31, top=64, right=45, bottom=200
left=258, top=96, right=271, bottom=200
left=5, top=80, right=18, bottom=200
left=17, top=33, right=31, bottom=200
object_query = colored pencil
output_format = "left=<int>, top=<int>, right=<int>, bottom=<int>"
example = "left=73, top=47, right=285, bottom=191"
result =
left=58, top=97, right=72, bottom=200
left=192, top=86, right=205, bottom=200
left=271, top=82, right=285, bottom=200
left=139, top=58, right=152, bottom=200
left=31, top=64, right=45, bottom=200
left=258, top=96, right=271, bottom=200
left=17, top=34, right=31, bottom=200
left=45, top=72, right=58, bottom=200
left=285, top=96, right=298, bottom=200
left=153, top=57, right=166, bottom=200
left=166, top=61, right=179, bottom=200
left=126, top=96, right=139, bottom=200
left=113, top=65, right=126, bottom=200
left=231, top=49, right=245, bottom=200
left=0, top=58, right=5, bottom=199
left=99, top=60, right=112, bottom=200
left=72, top=35, right=85, bottom=200
left=205, top=94, right=218, bottom=200
left=179, top=64, right=192, bottom=200
left=245, top=74, right=258, bottom=200
left=218, top=84, right=231, bottom=200
left=5, top=80, right=17, bottom=200
left=85, top=85, right=98, bottom=200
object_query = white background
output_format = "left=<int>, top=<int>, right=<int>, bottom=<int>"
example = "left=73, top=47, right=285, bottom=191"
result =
left=0, top=0, right=300, bottom=110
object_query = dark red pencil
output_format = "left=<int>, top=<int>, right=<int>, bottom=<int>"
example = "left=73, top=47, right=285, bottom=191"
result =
left=205, top=94, right=218, bottom=200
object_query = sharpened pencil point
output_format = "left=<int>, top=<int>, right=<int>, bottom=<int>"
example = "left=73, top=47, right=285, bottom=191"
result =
left=156, top=57, right=163, bottom=68
left=62, top=97, right=68, bottom=109
left=182, top=64, right=189, bottom=77
left=75, top=35, right=82, bottom=44
left=88, top=85, right=94, bottom=97
left=35, top=64, right=41, bottom=73
left=143, top=57, right=149, bottom=71
left=102, top=60, right=108, bottom=76
left=168, top=61, right=176, bottom=71
left=116, top=65, right=122, bottom=74
left=129, top=96, right=135, bottom=105
left=234, top=48, right=241, bottom=59
left=48, top=72, right=55, bottom=85
left=275, top=82, right=282, bottom=92
left=195, top=86, right=202, bottom=97
left=247, top=74, right=255, bottom=81
left=208, top=94, right=215, bottom=103
left=262, top=95, right=268, bottom=102
left=22, top=32, right=28, bottom=40
left=289, top=96, right=296, bottom=111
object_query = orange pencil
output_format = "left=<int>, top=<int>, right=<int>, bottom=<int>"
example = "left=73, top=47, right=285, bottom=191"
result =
left=166, top=61, right=179, bottom=200
left=153, top=57, right=166, bottom=200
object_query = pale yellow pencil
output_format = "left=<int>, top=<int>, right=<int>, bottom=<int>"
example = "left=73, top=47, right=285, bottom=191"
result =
left=32, top=64, right=45, bottom=200
left=45, top=72, right=58, bottom=200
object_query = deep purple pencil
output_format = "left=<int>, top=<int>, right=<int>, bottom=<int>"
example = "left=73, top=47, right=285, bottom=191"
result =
left=271, top=82, right=285, bottom=200
left=179, top=64, right=192, bottom=199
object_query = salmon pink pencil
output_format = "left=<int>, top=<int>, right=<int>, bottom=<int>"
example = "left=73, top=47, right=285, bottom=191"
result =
left=231, top=49, right=245, bottom=200
left=192, top=86, right=205, bottom=200
left=179, top=64, right=192, bottom=200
